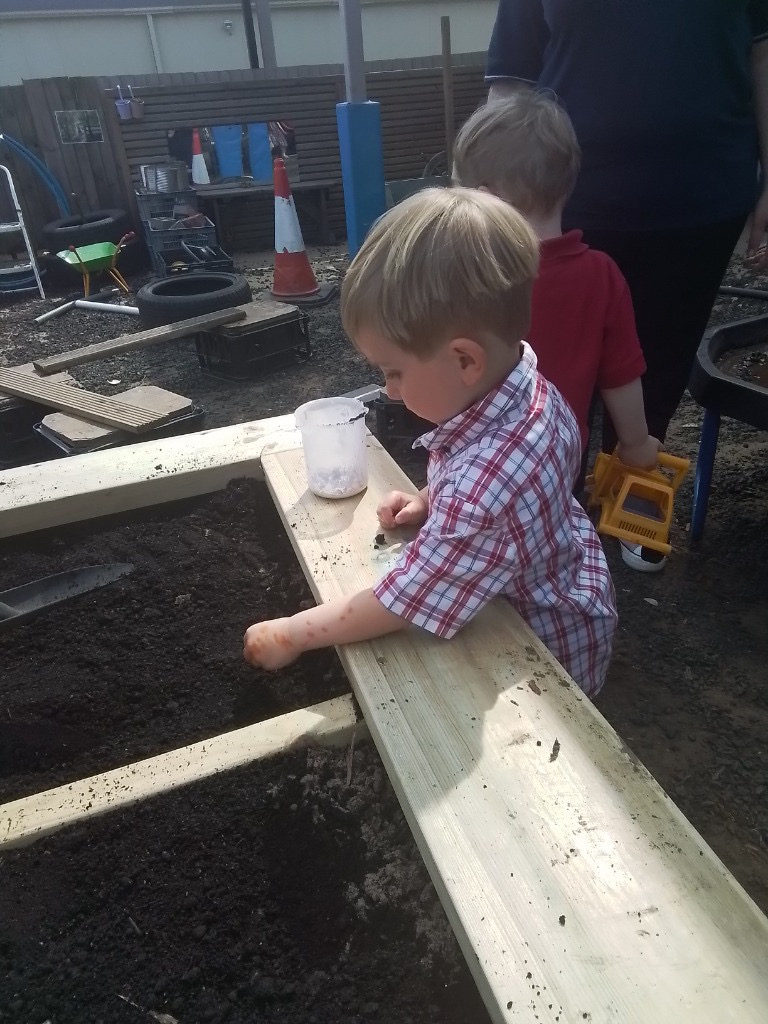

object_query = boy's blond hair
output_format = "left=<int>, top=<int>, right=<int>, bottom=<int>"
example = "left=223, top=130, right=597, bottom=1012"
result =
left=341, top=186, right=539, bottom=356
left=453, top=88, right=581, bottom=216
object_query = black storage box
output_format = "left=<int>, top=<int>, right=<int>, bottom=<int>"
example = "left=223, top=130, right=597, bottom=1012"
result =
left=195, top=311, right=311, bottom=381
left=372, top=393, right=435, bottom=445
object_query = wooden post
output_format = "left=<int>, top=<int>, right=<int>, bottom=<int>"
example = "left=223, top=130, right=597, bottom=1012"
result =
left=441, top=16, right=455, bottom=173
left=253, top=0, right=277, bottom=70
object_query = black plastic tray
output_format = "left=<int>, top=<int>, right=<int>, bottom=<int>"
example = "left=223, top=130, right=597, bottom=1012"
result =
left=689, top=314, right=768, bottom=429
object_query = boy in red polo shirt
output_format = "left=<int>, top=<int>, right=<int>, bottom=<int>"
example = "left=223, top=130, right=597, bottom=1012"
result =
left=244, top=188, right=617, bottom=696
left=453, top=89, right=665, bottom=571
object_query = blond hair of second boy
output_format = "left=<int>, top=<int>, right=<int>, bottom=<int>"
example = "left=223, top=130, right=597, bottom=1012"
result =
left=244, top=188, right=617, bottom=696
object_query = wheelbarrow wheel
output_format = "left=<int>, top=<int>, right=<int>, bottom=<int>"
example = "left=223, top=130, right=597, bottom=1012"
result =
left=41, top=209, right=132, bottom=250
left=136, top=273, right=252, bottom=328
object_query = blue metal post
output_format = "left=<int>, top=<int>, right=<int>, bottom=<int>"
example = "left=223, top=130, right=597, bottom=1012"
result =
left=336, top=0, right=386, bottom=257
left=336, top=100, right=386, bottom=257
left=690, top=408, right=721, bottom=543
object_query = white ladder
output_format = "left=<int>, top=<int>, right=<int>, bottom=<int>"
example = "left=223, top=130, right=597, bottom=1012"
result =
left=0, top=163, right=45, bottom=299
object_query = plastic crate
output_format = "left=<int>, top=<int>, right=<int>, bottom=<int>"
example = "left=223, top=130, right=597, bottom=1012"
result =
left=0, top=397, right=47, bottom=446
left=151, top=244, right=234, bottom=278
left=0, top=398, right=55, bottom=469
left=195, top=314, right=311, bottom=381
left=135, top=189, right=198, bottom=223
left=145, top=216, right=216, bottom=255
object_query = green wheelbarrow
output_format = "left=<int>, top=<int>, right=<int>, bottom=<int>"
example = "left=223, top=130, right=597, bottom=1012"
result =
left=56, top=231, right=134, bottom=297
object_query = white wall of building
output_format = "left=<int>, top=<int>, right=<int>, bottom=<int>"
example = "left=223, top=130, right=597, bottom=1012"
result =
left=0, top=1, right=496, bottom=86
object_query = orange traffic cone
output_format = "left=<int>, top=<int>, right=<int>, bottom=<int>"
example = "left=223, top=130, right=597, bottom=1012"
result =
left=271, top=157, right=320, bottom=300
left=191, top=127, right=210, bottom=185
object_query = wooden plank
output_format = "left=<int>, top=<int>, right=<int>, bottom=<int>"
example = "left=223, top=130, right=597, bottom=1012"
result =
left=33, top=307, right=247, bottom=374
left=47, top=76, right=98, bottom=212
left=0, top=416, right=296, bottom=539
left=261, top=441, right=768, bottom=1024
left=0, top=369, right=171, bottom=433
left=21, top=79, right=72, bottom=211
left=0, top=695, right=361, bottom=850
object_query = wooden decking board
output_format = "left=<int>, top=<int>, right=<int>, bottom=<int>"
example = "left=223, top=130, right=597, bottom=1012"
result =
left=32, top=307, right=247, bottom=374
left=0, top=368, right=172, bottom=433
left=261, top=439, right=768, bottom=1024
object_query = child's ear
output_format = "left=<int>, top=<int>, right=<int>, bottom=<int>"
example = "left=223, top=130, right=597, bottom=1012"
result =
left=449, top=337, right=486, bottom=385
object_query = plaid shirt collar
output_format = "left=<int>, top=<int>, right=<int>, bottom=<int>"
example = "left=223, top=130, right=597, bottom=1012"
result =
left=415, top=341, right=537, bottom=454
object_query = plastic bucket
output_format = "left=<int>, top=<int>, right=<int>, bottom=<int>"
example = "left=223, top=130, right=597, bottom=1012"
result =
left=294, top=397, right=368, bottom=499
left=115, top=98, right=132, bottom=120
left=130, top=98, right=145, bottom=120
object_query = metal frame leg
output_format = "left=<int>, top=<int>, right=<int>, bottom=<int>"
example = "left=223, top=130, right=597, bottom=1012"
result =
left=691, top=408, right=721, bottom=543
left=109, top=269, right=131, bottom=294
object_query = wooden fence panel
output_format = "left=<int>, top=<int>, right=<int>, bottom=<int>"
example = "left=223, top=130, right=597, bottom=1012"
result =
left=0, top=83, right=61, bottom=246
left=0, top=55, right=486, bottom=253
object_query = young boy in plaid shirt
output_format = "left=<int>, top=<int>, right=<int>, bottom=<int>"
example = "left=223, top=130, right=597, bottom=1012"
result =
left=244, top=188, right=617, bottom=696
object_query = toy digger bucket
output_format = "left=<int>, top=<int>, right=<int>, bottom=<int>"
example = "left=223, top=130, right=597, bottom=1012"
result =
left=586, top=450, right=690, bottom=555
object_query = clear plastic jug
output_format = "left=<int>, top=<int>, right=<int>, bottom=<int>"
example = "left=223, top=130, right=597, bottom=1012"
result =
left=294, top=397, right=368, bottom=499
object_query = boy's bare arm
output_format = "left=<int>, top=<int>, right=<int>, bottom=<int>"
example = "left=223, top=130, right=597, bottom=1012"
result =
left=243, top=589, right=407, bottom=671
left=601, top=379, right=661, bottom=468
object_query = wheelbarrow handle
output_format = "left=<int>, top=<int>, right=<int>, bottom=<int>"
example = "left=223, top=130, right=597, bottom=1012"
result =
left=68, top=244, right=87, bottom=268
left=117, top=231, right=135, bottom=248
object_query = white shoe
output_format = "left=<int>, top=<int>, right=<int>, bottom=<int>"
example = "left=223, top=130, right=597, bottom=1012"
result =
left=619, top=540, right=667, bottom=573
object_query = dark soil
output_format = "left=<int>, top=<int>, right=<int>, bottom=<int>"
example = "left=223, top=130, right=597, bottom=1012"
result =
left=1, top=246, right=767, bottom=1018
left=0, top=743, right=490, bottom=1024
left=0, top=479, right=349, bottom=804
left=716, top=338, right=768, bottom=387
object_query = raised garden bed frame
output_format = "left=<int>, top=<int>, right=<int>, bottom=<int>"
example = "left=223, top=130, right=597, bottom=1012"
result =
left=1, top=418, right=767, bottom=1024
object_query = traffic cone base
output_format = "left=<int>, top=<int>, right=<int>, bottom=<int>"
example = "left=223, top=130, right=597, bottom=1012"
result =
left=271, top=157, right=320, bottom=299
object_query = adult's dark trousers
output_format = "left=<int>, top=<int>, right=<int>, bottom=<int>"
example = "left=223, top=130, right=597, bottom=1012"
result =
left=575, top=217, right=746, bottom=448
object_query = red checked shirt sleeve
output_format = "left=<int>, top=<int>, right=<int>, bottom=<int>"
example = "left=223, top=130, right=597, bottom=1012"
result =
left=374, top=471, right=529, bottom=638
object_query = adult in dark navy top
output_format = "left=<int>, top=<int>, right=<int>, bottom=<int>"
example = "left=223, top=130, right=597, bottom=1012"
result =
left=486, top=0, right=768, bottom=444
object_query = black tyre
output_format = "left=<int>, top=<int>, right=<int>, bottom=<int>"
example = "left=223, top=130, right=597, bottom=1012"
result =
left=136, top=273, right=252, bottom=328
left=41, top=209, right=132, bottom=250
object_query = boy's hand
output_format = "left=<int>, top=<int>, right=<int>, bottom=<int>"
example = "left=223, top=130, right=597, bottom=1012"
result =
left=243, top=617, right=301, bottom=671
left=617, top=435, right=662, bottom=470
left=377, top=490, right=428, bottom=529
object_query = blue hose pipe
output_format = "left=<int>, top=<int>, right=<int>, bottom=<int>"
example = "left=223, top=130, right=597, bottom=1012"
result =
left=0, top=132, right=70, bottom=214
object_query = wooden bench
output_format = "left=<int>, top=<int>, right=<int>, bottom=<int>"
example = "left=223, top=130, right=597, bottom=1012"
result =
left=1, top=424, right=767, bottom=1021
left=261, top=438, right=768, bottom=1024
left=195, top=178, right=340, bottom=245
